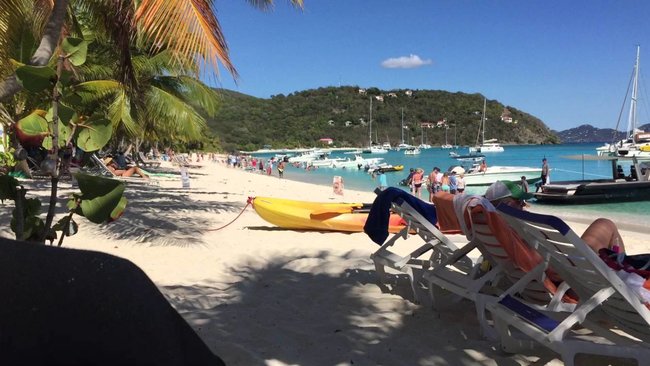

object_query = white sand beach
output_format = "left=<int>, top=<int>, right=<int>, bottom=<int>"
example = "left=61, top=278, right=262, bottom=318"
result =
left=4, top=160, right=646, bottom=365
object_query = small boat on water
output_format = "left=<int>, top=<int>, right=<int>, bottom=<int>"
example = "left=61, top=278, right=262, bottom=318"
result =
left=252, top=196, right=406, bottom=232
left=404, top=147, right=421, bottom=155
left=368, top=164, right=404, bottom=174
left=449, top=161, right=541, bottom=186
left=449, top=151, right=486, bottom=162
left=534, top=155, right=650, bottom=204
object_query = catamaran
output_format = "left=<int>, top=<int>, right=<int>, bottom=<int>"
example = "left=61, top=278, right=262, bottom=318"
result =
left=469, top=98, right=504, bottom=153
left=597, top=46, right=650, bottom=158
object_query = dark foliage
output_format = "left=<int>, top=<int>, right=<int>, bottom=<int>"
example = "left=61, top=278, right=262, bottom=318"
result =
left=207, top=86, right=561, bottom=151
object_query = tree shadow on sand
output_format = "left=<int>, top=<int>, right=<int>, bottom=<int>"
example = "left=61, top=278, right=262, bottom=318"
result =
left=0, top=181, right=249, bottom=247
left=161, top=251, right=563, bottom=366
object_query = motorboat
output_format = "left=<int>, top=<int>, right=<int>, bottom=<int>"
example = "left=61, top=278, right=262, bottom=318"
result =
left=534, top=155, right=650, bottom=204
left=450, top=152, right=486, bottom=162
left=331, top=155, right=384, bottom=169
left=449, top=161, right=541, bottom=186
left=404, top=147, right=421, bottom=155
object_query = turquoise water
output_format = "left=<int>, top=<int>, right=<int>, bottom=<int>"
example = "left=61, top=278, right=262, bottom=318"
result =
left=252, top=143, right=649, bottom=226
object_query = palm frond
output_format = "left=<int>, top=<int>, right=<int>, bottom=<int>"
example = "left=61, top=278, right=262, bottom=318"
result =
left=144, top=84, right=207, bottom=141
left=134, top=0, right=237, bottom=79
left=151, top=75, right=220, bottom=116
left=73, top=80, right=122, bottom=103
left=107, top=88, right=139, bottom=135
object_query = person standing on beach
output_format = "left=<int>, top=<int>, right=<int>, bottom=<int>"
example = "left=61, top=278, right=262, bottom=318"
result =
left=377, top=170, right=388, bottom=190
left=456, top=173, right=466, bottom=194
left=541, top=158, right=550, bottom=185
left=537, top=158, right=550, bottom=192
left=412, top=168, right=425, bottom=198
left=278, top=160, right=285, bottom=178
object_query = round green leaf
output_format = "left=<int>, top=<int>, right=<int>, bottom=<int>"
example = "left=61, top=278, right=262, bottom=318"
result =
left=76, top=116, right=112, bottom=152
left=62, top=37, right=88, bottom=66
left=17, top=110, right=48, bottom=134
left=15, top=65, right=56, bottom=92
left=73, top=173, right=127, bottom=224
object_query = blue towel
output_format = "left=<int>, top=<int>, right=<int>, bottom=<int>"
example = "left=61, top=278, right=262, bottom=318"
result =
left=364, top=187, right=438, bottom=245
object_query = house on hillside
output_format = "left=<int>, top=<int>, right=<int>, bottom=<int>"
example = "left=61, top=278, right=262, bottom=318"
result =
left=405, top=90, right=413, bottom=97
left=387, top=92, right=397, bottom=98
left=501, top=108, right=513, bottom=123
left=319, top=138, right=333, bottom=145
left=358, top=88, right=367, bottom=95
left=420, top=122, right=435, bottom=129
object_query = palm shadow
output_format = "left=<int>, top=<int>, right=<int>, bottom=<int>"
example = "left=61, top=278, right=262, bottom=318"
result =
left=162, top=251, right=555, bottom=366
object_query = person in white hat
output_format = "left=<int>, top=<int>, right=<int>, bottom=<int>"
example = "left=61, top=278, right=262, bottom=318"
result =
left=484, top=180, right=625, bottom=255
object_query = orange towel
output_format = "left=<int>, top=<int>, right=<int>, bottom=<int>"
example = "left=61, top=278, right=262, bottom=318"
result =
left=431, top=192, right=462, bottom=234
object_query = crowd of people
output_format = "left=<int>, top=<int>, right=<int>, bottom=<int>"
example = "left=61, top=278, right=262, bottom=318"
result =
left=399, top=166, right=467, bottom=202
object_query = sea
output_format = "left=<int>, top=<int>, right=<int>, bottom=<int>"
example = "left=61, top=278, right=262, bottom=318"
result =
left=251, top=143, right=649, bottom=228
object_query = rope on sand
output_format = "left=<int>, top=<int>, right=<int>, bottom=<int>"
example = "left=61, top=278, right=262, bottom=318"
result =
left=205, top=197, right=253, bottom=231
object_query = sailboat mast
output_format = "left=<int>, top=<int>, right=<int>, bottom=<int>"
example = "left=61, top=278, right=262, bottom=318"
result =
left=627, top=45, right=640, bottom=138
left=482, top=97, right=487, bottom=144
left=401, top=108, right=404, bottom=144
left=369, top=97, right=373, bottom=146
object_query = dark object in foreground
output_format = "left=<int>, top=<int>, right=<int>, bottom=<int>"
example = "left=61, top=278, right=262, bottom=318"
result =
left=0, top=237, right=224, bottom=366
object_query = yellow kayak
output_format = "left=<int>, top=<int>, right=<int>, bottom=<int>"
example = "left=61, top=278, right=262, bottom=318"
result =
left=252, top=196, right=406, bottom=233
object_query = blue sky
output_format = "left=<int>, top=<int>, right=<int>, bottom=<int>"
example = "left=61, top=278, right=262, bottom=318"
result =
left=211, top=1, right=650, bottom=131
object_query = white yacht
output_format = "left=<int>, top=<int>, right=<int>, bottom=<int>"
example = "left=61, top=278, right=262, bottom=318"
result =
left=450, top=162, right=541, bottom=186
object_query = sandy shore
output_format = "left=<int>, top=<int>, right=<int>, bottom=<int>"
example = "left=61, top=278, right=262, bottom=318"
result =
left=3, top=161, right=645, bottom=365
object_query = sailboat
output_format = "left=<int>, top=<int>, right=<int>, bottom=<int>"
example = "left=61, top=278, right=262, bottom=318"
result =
left=366, top=98, right=387, bottom=154
left=440, top=125, right=453, bottom=149
left=418, top=119, right=432, bottom=149
left=597, top=46, right=650, bottom=158
left=469, top=98, right=504, bottom=153
left=397, top=108, right=411, bottom=150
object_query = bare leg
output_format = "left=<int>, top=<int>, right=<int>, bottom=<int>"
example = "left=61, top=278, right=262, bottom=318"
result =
left=581, top=218, right=625, bottom=253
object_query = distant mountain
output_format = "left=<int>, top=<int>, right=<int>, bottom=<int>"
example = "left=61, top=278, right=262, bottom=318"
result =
left=208, top=86, right=560, bottom=151
left=555, top=123, right=650, bottom=143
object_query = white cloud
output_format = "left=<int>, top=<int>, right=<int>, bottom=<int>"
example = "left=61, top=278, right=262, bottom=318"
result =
left=381, top=54, right=432, bottom=69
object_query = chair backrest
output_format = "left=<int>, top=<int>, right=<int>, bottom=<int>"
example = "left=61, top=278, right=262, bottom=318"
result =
left=497, top=204, right=650, bottom=335
left=462, top=198, right=562, bottom=304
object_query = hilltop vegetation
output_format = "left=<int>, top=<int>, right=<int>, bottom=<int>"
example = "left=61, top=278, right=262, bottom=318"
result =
left=208, top=86, right=560, bottom=152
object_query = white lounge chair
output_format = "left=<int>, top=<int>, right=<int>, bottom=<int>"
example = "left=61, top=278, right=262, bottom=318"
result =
left=491, top=204, right=650, bottom=365
left=421, top=196, right=574, bottom=340
left=370, top=199, right=475, bottom=306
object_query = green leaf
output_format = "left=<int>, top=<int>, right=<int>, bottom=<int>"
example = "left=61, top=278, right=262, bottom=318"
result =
left=53, top=216, right=79, bottom=237
left=15, top=65, right=56, bottom=92
left=42, top=136, right=53, bottom=150
left=62, top=37, right=88, bottom=66
left=46, top=103, right=76, bottom=125
left=17, top=110, right=49, bottom=135
left=59, top=70, right=74, bottom=87
left=73, top=173, right=127, bottom=224
left=76, top=115, right=112, bottom=152
left=0, top=175, right=19, bottom=201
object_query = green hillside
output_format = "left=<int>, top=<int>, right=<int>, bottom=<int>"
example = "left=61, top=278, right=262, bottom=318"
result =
left=207, top=86, right=560, bottom=152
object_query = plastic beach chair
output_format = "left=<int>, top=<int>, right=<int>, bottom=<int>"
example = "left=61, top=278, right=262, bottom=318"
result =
left=365, top=188, right=475, bottom=306
left=421, top=195, right=576, bottom=340
left=491, top=204, right=650, bottom=365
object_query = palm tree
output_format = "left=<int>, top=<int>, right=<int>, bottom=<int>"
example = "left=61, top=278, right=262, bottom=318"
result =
left=0, top=0, right=304, bottom=101
left=73, top=44, right=220, bottom=144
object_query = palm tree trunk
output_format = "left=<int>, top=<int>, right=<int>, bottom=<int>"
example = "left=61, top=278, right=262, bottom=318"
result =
left=0, top=0, right=68, bottom=101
